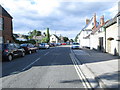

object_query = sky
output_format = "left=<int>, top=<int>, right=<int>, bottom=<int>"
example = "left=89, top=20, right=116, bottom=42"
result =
left=0, top=0, right=119, bottom=39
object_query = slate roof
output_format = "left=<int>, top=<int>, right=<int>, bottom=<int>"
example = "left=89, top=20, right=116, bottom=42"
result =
left=0, top=5, right=13, bottom=18
left=52, top=34, right=60, bottom=40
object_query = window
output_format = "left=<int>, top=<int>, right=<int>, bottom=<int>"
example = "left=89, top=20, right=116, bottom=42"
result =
left=0, top=37, right=3, bottom=43
left=0, top=17, right=3, bottom=30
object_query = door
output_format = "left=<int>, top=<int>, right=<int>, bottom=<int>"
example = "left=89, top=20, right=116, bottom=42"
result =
left=107, top=40, right=111, bottom=53
left=99, top=37, right=103, bottom=51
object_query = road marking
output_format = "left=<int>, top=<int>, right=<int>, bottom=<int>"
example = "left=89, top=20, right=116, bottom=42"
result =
left=44, top=52, right=49, bottom=56
left=69, top=48, right=92, bottom=88
left=22, top=57, right=40, bottom=71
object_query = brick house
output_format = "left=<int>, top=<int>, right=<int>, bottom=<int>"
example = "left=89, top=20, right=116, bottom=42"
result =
left=0, top=5, right=13, bottom=43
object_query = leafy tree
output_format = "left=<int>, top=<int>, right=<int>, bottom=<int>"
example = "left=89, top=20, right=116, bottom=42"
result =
left=28, top=30, right=41, bottom=39
left=70, top=39, right=74, bottom=42
left=63, top=37, right=69, bottom=42
left=75, top=34, right=78, bottom=42
left=41, top=28, right=50, bottom=43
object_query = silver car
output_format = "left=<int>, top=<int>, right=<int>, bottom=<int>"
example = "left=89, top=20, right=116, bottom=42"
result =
left=71, top=42, right=80, bottom=49
left=39, top=43, right=50, bottom=49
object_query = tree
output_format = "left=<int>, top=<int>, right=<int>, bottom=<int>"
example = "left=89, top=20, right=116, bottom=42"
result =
left=63, top=37, right=69, bottom=42
left=36, top=31, right=41, bottom=36
left=75, top=34, right=78, bottom=42
left=46, top=28, right=50, bottom=43
left=28, top=30, right=41, bottom=39
left=70, top=39, right=74, bottom=42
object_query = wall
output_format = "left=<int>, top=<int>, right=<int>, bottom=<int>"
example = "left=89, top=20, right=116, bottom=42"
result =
left=90, top=28, right=105, bottom=52
left=106, top=23, right=118, bottom=55
left=0, top=15, right=13, bottom=43
left=50, top=35, right=58, bottom=43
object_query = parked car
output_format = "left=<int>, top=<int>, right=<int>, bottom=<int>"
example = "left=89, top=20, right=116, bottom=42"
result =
left=49, top=43, right=56, bottom=47
left=71, top=42, right=80, bottom=49
left=1, top=43, right=25, bottom=61
left=39, top=43, right=50, bottom=49
left=61, top=43, right=67, bottom=45
left=20, top=43, right=38, bottom=54
left=56, top=43, right=61, bottom=46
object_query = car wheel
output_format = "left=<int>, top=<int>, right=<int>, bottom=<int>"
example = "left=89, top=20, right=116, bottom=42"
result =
left=21, top=52, right=25, bottom=57
left=8, top=55, right=13, bottom=61
left=29, top=50, right=32, bottom=54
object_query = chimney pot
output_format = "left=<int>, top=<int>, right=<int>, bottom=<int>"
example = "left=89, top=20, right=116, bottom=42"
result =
left=86, top=19, right=90, bottom=25
left=100, top=15, right=104, bottom=26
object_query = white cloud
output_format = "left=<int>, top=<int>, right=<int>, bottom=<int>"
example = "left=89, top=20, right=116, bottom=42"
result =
left=1, top=0, right=119, bottom=39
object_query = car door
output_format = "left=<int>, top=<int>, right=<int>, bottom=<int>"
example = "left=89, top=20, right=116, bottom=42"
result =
left=14, top=44, right=22, bottom=56
left=12, top=44, right=19, bottom=56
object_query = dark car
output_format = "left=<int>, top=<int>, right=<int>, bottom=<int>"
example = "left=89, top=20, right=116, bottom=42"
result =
left=20, top=43, right=38, bottom=54
left=1, top=43, right=25, bottom=61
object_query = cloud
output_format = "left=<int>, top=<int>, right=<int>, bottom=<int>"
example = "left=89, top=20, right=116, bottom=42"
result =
left=1, top=0, right=119, bottom=39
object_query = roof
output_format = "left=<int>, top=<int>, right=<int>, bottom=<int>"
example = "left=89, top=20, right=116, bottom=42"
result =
left=52, top=34, right=60, bottom=40
left=0, top=5, right=13, bottom=19
left=104, top=13, right=118, bottom=28
left=91, top=20, right=109, bottom=35
left=117, top=11, right=120, bottom=17
left=82, top=17, right=93, bottom=31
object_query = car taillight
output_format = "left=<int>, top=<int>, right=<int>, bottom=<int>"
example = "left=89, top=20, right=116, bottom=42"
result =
left=4, top=49, right=8, bottom=52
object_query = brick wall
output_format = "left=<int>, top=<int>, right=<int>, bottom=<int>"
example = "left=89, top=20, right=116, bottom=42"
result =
left=0, top=16, right=13, bottom=43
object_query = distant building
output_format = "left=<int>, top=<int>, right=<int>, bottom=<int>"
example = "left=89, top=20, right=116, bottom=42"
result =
left=50, top=34, right=60, bottom=43
left=33, top=35, right=45, bottom=42
left=0, top=5, right=13, bottom=43
left=78, top=13, right=98, bottom=48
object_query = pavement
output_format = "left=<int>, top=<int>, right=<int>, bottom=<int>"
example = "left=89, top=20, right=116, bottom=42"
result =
left=72, top=48, right=120, bottom=89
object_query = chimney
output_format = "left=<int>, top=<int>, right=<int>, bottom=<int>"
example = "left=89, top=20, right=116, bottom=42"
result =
left=86, top=19, right=90, bottom=25
left=100, top=15, right=104, bottom=26
left=93, top=13, right=97, bottom=28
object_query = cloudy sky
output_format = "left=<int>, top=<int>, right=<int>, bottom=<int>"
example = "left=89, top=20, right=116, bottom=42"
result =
left=0, top=0, right=119, bottom=39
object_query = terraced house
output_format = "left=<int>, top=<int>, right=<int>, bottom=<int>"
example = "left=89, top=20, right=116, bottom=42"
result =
left=77, top=2, right=120, bottom=56
left=0, top=5, right=13, bottom=43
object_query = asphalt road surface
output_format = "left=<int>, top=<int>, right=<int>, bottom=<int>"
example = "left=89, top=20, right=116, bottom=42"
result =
left=1, top=45, right=84, bottom=88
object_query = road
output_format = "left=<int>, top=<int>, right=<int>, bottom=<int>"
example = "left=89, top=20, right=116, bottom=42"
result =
left=1, top=45, right=85, bottom=88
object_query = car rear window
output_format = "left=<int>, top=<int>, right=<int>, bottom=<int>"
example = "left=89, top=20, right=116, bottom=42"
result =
left=73, top=43, right=79, bottom=45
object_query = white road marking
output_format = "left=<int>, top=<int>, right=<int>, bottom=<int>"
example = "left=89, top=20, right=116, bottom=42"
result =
left=22, top=57, right=40, bottom=71
left=70, top=48, right=92, bottom=88
left=44, top=52, right=49, bottom=56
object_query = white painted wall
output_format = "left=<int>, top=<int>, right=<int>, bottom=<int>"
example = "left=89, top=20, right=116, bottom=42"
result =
left=106, top=23, right=119, bottom=55
left=50, top=35, right=58, bottom=43
left=90, top=27, right=105, bottom=52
